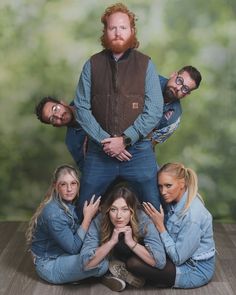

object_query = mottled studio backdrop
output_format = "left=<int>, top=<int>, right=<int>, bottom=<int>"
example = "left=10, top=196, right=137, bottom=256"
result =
left=0, top=0, right=235, bottom=221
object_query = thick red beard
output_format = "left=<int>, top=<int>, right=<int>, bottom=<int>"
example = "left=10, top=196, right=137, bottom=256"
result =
left=103, top=34, right=136, bottom=53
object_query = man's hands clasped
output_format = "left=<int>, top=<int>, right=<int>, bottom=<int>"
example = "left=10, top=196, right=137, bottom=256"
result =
left=101, top=136, right=132, bottom=161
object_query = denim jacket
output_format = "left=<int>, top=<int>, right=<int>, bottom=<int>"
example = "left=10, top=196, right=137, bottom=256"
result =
left=80, top=210, right=166, bottom=274
left=65, top=101, right=87, bottom=172
left=31, top=199, right=86, bottom=259
left=160, top=191, right=215, bottom=266
left=65, top=124, right=86, bottom=171
left=151, top=76, right=182, bottom=144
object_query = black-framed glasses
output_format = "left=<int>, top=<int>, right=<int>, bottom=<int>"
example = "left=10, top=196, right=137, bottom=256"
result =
left=175, top=76, right=191, bottom=94
left=49, top=104, right=62, bottom=124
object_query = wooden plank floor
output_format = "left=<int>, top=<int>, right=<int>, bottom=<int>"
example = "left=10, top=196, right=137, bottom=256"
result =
left=0, top=222, right=235, bottom=295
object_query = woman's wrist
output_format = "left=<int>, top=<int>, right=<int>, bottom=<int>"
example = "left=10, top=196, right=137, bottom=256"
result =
left=128, top=240, right=138, bottom=251
left=80, top=218, right=90, bottom=231
left=131, top=241, right=138, bottom=251
left=156, top=223, right=166, bottom=233
left=107, top=239, right=117, bottom=249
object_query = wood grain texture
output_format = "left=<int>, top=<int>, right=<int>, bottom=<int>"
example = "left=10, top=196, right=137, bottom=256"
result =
left=0, top=222, right=235, bottom=295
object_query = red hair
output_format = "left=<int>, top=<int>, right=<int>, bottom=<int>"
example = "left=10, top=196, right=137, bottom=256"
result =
left=100, top=3, right=139, bottom=49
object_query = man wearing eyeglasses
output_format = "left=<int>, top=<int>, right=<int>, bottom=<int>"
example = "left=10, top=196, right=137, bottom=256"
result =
left=151, top=65, right=202, bottom=147
left=35, top=97, right=87, bottom=171
left=35, top=66, right=201, bottom=173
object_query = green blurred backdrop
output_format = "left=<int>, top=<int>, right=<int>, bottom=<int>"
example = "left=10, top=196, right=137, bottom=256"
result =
left=0, top=0, right=235, bottom=221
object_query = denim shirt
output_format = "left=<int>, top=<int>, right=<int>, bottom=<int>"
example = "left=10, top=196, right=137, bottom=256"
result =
left=74, top=51, right=163, bottom=145
left=80, top=210, right=166, bottom=273
left=151, top=76, right=182, bottom=143
left=160, top=191, right=215, bottom=266
left=65, top=125, right=86, bottom=172
left=31, top=199, right=86, bottom=259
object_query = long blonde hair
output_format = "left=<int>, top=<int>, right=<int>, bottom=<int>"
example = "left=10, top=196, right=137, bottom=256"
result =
left=25, top=165, right=80, bottom=246
left=100, top=185, right=140, bottom=245
left=158, top=162, right=204, bottom=212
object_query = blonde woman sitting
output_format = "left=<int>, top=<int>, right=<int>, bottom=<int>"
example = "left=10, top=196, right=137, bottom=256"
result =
left=26, top=165, right=102, bottom=284
left=129, top=162, right=216, bottom=289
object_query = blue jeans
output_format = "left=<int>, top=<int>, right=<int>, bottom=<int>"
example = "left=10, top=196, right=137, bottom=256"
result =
left=174, top=256, right=215, bottom=288
left=77, top=140, right=160, bottom=220
left=35, top=254, right=107, bottom=284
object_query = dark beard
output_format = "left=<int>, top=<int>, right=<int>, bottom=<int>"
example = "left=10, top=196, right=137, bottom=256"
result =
left=163, top=86, right=178, bottom=103
left=103, top=34, right=136, bottom=53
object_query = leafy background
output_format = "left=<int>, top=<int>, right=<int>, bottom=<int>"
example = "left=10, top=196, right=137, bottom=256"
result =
left=0, top=0, right=235, bottom=221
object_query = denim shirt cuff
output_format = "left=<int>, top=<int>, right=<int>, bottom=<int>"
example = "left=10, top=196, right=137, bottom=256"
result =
left=77, top=226, right=86, bottom=242
left=145, top=243, right=166, bottom=269
left=83, top=249, right=109, bottom=273
left=160, top=230, right=170, bottom=244
left=123, top=128, right=139, bottom=145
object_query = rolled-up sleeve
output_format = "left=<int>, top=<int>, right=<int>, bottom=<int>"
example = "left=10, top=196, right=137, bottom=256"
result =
left=47, top=214, right=85, bottom=254
left=152, top=117, right=181, bottom=144
left=80, top=216, right=109, bottom=274
left=160, top=221, right=201, bottom=265
left=140, top=213, right=166, bottom=269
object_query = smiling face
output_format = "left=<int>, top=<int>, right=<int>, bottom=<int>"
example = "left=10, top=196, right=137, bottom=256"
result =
left=158, top=172, right=185, bottom=204
left=55, top=172, right=79, bottom=202
left=109, top=197, right=131, bottom=228
left=42, top=101, right=73, bottom=127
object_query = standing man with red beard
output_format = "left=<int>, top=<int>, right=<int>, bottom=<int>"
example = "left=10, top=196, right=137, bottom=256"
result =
left=74, top=3, right=163, bottom=220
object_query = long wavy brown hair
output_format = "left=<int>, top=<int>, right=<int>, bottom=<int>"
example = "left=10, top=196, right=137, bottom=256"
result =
left=100, top=2, right=139, bottom=49
left=100, top=185, right=140, bottom=245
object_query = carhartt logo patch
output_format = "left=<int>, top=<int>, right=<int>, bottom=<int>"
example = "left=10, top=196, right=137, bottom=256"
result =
left=132, top=102, right=139, bottom=109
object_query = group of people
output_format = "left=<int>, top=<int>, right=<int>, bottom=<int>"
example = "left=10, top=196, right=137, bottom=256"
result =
left=27, top=2, right=216, bottom=292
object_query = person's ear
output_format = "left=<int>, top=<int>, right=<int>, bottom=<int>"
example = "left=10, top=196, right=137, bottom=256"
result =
left=179, top=179, right=185, bottom=190
left=60, top=100, right=71, bottom=109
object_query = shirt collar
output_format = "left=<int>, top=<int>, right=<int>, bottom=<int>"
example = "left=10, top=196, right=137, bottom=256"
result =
left=108, top=48, right=132, bottom=62
left=167, top=190, right=188, bottom=214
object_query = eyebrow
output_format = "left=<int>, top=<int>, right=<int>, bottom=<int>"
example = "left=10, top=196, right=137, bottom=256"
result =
left=111, top=206, right=129, bottom=209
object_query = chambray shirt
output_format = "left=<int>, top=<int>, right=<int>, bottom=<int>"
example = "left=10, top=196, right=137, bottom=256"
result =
left=74, top=50, right=163, bottom=145
left=65, top=124, right=86, bottom=171
left=80, top=210, right=166, bottom=273
left=160, top=191, right=215, bottom=266
left=151, top=76, right=182, bottom=143
left=31, top=198, right=86, bottom=259
left=66, top=77, right=181, bottom=169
